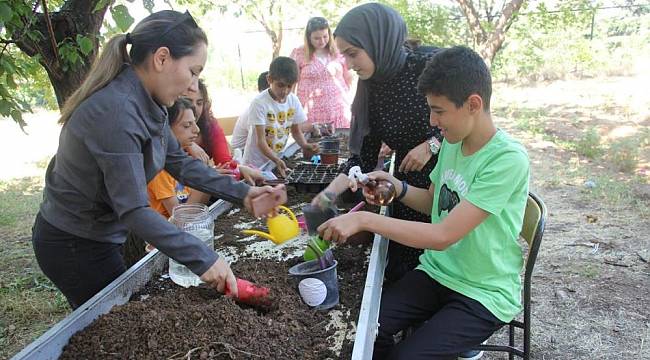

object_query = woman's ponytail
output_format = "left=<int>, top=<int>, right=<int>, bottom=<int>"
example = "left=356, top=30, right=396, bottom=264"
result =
left=59, top=34, right=131, bottom=125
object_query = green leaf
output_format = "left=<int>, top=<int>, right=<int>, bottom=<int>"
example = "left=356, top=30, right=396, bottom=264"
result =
left=94, top=0, right=112, bottom=12
left=0, top=99, right=10, bottom=116
left=11, top=109, right=27, bottom=129
left=72, top=52, right=81, bottom=65
left=1, top=57, right=16, bottom=74
left=0, top=3, right=12, bottom=23
left=77, top=35, right=94, bottom=56
left=27, top=30, right=44, bottom=42
left=6, top=73, right=17, bottom=88
left=0, top=84, right=9, bottom=98
left=111, top=5, right=135, bottom=32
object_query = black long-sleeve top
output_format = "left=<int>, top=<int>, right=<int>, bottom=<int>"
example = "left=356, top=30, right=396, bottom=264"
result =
left=347, top=49, right=442, bottom=224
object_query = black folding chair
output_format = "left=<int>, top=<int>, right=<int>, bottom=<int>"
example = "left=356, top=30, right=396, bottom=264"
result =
left=474, top=192, right=547, bottom=360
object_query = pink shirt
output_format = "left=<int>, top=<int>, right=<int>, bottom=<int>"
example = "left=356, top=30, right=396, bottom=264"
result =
left=290, top=46, right=351, bottom=129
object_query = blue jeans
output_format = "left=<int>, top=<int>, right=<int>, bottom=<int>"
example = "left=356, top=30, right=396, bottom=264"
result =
left=32, top=213, right=126, bottom=309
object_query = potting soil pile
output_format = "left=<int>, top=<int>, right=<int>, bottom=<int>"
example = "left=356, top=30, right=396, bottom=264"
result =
left=60, top=188, right=371, bottom=360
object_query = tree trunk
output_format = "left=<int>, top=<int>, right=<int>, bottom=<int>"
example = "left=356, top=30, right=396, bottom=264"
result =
left=480, top=0, right=524, bottom=67
left=252, top=9, right=283, bottom=61
left=455, top=0, right=524, bottom=68
left=44, top=50, right=96, bottom=108
left=272, top=22, right=282, bottom=60
left=12, top=0, right=110, bottom=109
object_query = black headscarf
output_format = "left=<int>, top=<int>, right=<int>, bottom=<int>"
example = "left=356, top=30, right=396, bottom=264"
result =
left=334, top=3, right=408, bottom=155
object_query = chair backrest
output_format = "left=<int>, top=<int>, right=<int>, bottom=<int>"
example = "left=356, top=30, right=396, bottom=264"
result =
left=520, top=192, right=547, bottom=278
left=216, top=116, right=239, bottom=136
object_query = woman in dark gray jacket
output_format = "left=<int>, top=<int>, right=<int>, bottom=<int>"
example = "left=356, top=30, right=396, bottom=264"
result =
left=32, top=10, right=271, bottom=308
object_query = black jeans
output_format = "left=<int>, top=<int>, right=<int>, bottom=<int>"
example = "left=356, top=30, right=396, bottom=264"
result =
left=373, top=270, right=505, bottom=360
left=31, top=213, right=126, bottom=309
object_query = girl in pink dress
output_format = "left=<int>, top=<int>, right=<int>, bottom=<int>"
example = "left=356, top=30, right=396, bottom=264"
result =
left=290, top=17, right=352, bottom=131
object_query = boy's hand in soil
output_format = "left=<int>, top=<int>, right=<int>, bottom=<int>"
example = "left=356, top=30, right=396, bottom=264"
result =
left=239, top=165, right=264, bottom=185
left=274, top=159, right=288, bottom=178
left=243, top=185, right=275, bottom=215
left=317, top=212, right=366, bottom=244
left=304, top=142, right=320, bottom=154
left=200, top=257, right=238, bottom=297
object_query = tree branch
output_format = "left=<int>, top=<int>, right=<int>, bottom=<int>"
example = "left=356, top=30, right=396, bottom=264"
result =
left=41, top=0, right=60, bottom=65
left=62, top=0, right=112, bottom=13
left=456, top=0, right=487, bottom=45
left=493, top=0, right=524, bottom=36
left=481, top=0, right=524, bottom=66
left=0, top=43, right=10, bottom=59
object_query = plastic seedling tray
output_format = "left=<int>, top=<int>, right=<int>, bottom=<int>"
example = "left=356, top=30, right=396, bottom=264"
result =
left=286, top=163, right=346, bottom=193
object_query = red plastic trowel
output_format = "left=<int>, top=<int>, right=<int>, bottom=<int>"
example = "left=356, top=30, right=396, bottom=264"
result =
left=225, top=278, right=274, bottom=310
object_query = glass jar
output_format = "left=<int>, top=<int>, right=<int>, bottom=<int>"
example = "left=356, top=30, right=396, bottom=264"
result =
left=168, top=204, right=214, bottom=287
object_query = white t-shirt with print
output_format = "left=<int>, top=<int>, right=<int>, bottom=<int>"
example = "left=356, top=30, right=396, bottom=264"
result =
left=242, top=89, right=307, bottom=168
left=230, top=106, right=250, bottom=151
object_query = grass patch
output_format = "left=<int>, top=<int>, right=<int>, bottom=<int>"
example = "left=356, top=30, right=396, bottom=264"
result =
left=0, top=177, right=43, bottom=231
left=0, top=273, right=69, bottom=359
left=0, top=174, right=69, bottom=358
left=606, top=136, right=642, bottom=173
left=573, top=127, right=604, bottom=159
left=576, top=172, right=649, bottom=217
left=580, top=264, right=601, bottom=279
left=510, top=108, right=547, bottom=135
left=501, top=102, right=647, bottom=213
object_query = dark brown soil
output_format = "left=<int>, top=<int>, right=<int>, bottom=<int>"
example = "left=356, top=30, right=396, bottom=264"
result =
left=60, top=245, right=368, bottom=360
left=60, top=150, right=374, bottom=360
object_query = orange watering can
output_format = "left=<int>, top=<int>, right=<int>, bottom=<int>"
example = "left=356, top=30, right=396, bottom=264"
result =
left=241, top=206, right=300, bottom=244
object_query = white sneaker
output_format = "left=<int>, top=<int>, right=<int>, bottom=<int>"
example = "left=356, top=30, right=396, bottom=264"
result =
left=457, top=349, right=484, bottom=360
left=458, top=340, right=486, bottom=360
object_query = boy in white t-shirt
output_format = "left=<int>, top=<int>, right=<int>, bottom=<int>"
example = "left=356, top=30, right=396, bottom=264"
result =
left=230, top=71, right=269, bottom=152
left=243, top=57, right=319, bottom=176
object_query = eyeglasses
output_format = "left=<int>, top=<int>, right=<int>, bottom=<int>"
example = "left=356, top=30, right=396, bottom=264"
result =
left=159, top=10, right=199, bottom=39
left=307, top=17, right=329, bottom=31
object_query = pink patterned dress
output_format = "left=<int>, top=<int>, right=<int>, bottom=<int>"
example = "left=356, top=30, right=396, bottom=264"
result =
left=290, top=46, right=351, bottom=129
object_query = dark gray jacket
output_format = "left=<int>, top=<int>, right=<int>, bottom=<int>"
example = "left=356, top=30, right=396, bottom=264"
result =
left=40, top=66, right=250, bottom=276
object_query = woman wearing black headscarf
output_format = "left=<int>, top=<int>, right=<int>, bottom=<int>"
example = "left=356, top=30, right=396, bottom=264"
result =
left=334, top=3, right=442, bottom=282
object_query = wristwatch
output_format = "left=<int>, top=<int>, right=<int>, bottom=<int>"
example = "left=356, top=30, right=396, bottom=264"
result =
left=427, top=136, right=441, bottom=155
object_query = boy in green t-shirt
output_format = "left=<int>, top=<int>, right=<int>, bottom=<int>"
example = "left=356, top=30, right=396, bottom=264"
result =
left=317, top=46, right=530, bottom=359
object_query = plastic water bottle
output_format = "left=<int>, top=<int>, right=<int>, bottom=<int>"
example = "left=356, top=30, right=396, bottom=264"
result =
left=168, top=204, right=214, bottom=288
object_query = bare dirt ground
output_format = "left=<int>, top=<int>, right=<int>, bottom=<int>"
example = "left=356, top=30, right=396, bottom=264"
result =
left=1, top=72, right=649, bottom=359
left=484, top=73, right=650, bottom=359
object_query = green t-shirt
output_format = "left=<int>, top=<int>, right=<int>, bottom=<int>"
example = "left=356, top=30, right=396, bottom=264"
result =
left=416, top=129, right=530, bottom=322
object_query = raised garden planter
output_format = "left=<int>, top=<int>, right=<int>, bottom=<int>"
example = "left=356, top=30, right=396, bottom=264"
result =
left=12, top=141, right=389, bottom=360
